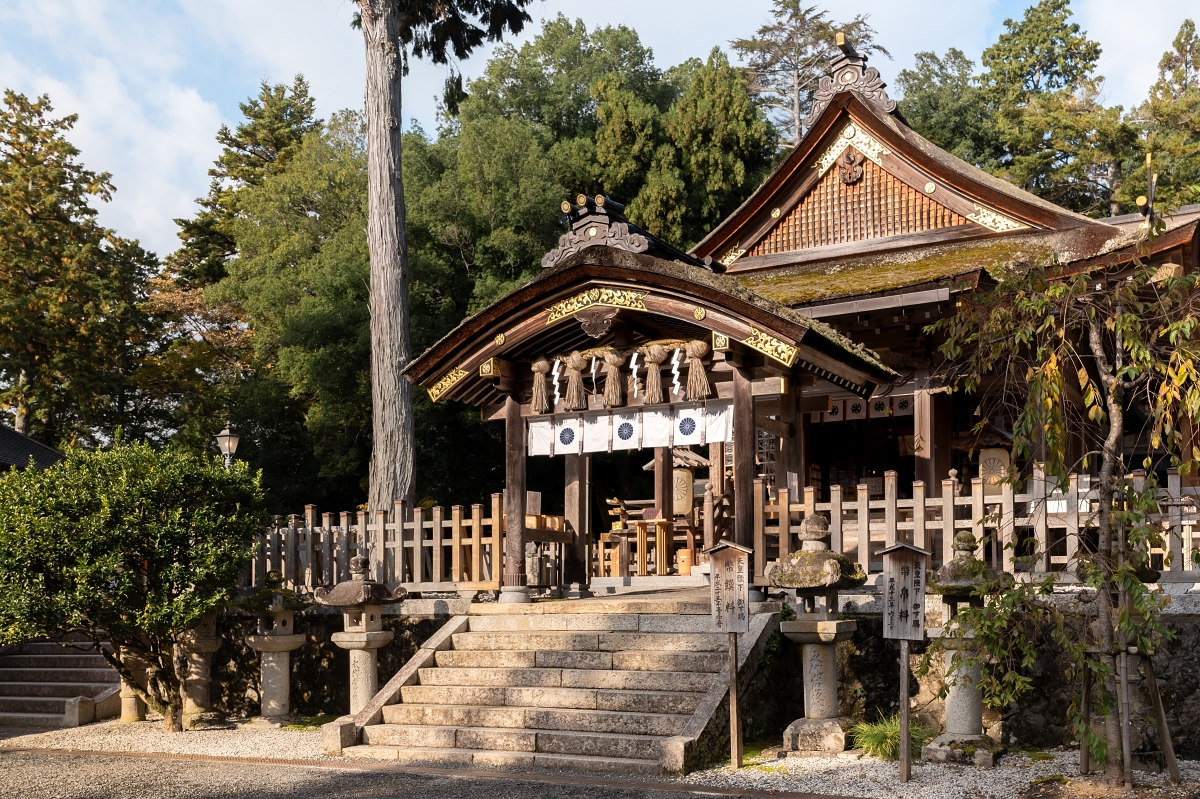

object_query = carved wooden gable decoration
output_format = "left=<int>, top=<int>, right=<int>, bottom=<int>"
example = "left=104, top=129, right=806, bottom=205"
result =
left=694, top=41, right=1092, bottom=274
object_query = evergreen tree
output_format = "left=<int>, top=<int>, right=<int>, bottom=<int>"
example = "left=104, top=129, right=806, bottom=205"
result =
left=0, top=91, right=158, bottom=446
left=896, top=49, right=1001, bottom=170
left=1121, top=20, right=1200, bottom=211
left=730, top=1, right=888, bottom=145
left=980, top=0, right=1135, bottom=216
left=168, top=76, right=320, bottom=289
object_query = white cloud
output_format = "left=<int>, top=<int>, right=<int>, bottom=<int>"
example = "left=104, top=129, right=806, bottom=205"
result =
left=1076, top=0, right=1196, bottom=109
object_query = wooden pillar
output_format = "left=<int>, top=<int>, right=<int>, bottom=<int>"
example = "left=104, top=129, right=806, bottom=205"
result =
left=564, top=454, right=590, bottom=583
left=777, top=376, right=802, bottom=491
left=654, top=447, right=673, bottom=518
left=914, top=381, right=952, bottom=490
left=733, top=362, right=755, bottom=549
left=503, top=395, right=527, bottom=589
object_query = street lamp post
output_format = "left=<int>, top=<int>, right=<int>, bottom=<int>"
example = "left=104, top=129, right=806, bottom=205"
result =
left=215, top=425, right=240, bottom=471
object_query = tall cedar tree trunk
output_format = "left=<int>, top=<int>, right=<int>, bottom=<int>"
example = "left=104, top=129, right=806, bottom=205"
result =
left=1088, top=321, right=1124, bottom=781
left=358, top=1, right=415, bottom=509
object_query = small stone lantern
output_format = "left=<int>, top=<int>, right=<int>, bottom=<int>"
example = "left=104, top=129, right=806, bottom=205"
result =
left=765, top=514, right=866, bottom=754
left=923, top=530, right=1007, bottom=766
left=177, top=612, right=222, bottom=728
left=313, top=555, right=407, bottom=714
left=244, top=570, right=310, bottom=722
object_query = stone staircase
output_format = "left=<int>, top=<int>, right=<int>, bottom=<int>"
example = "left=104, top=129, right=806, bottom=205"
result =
left=345, top=592, right=778, bottom=775
left=0, top=641, right=120, bottom=727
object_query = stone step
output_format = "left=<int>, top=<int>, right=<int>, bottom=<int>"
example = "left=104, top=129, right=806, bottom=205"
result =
left=401, top=682, right=705, bottom=714
left=345, top=744, right=662, bottom=775
left=382, top=703, right=689, bottom=736
left=611, top=651, right=725, bottom=673
left=467, top=615, right=640, bottom=633
left=400, top=685, right=506, bottom=707
left=0, top=668, right=116, bottom=683
left=417, top=667, right=563, bottom=688
left=0, top=711, right=63, bottom=727
left=559, top=668, right=717, bottom=693
left=450, top=633, right=600, bottom=652
left=0, top=695, right=68, bottom=714
left=435, top=649, right=615, bottom=670
left=449, top=632, right=726, bottom=653
left=361, top=724, right=667, bottom=761
left=0, top=654, right=112, bottom=669
left=0, top=681, right=115, bottom=698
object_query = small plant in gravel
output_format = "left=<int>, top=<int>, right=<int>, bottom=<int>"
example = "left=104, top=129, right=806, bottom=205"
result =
left=849, top=714, right=937, bottom=760
left=0, top=440, right=264, bottom=733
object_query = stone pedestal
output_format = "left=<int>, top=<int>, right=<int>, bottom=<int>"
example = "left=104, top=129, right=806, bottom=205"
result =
left=780, top=617, right=857, bottom=755
left=246, top=606, right=306, bottom=721
left=922, top=638, right=1004, bottom=766
left=118, top=648, right=148, bottom=723
left=330, top=604, right=394, bottom=715
left=498, top=586, right=532, bottom=604
left=178, top=613, right=222, bottom=728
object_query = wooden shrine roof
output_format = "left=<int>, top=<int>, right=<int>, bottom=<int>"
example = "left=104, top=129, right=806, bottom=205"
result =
left=404, top=244, right=897, bottom=408
left=690, top=41, right=1200, bottom=314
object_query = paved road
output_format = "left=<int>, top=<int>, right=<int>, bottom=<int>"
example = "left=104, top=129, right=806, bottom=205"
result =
left=0, top=750, right=844, bottom=799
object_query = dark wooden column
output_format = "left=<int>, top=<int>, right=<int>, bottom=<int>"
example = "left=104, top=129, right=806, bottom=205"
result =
left=914, top=387, right=952, bottom=492
left=777, top=376, right=802, bottom=492
left=654, top=447, right=673, bottom=518
left=564, top=454, right=590, bottom=582
left=503, top=394, right=527, bottom=588
left=733, top=361, right=755, bottom=549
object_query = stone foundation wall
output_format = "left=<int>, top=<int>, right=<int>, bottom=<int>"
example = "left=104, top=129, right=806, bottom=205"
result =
left=210, top=611, right=442, bottom=718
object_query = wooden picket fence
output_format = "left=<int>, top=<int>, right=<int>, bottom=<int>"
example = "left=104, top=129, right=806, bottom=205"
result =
left=752, top=466, right=1200, bottom=586
left=245, top=496, right=507, bottom=593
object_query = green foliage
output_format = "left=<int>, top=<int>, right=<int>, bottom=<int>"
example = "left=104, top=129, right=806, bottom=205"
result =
left=0, top=90, right=162, bottom=447
left=849, top=714, right=937, bottom=760
left=730, top=1, right=888, bottom=145
left=169, top=76, right=320, bottom=289
left=0, top=440, right=263, bottom=729
left=896, top=49, right=1000, bottom=170
left=927, top=233, right=1196, bottom=767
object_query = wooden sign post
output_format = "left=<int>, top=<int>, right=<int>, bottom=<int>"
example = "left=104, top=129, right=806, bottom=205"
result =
left=879, top=542, right=931, bottom=783
left=704, top=540, right=752, bottom=769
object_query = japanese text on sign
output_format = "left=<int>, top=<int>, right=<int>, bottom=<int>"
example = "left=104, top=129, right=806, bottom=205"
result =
left=709, top=547, right=750, bottom=634
left=882, top=553, right=925, bottom=641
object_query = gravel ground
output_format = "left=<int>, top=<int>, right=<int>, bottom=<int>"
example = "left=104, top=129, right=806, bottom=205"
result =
left=680, top=750, right=1200, bottom=799
left=0, top=719, right=331, bottom=760
left=0, top=751, right=714, bottom=799
left=2, top=722, right=1197, bottom=799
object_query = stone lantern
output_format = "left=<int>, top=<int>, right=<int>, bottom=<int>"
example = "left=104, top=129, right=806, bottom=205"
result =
left=313, top=555, right=407, bottom=714
left=765, top=514, right=866, bottom=754
left=244, top=570, right=310, bottom=722
left=178, top=612, right=222, bottom=728
left=922, top=530, right=1007, bottom=766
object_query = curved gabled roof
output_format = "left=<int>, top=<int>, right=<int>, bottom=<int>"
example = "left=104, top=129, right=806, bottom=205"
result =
left=404, top=245, right=896, bottom=407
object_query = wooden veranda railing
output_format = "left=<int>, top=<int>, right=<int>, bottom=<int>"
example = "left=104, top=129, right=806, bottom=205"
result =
left=751, top=466, right=1200, bottom=586
left=242, top=496, right=569, bottom=594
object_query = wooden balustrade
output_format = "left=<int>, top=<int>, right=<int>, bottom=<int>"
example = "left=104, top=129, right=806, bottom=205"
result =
left=748, top=466, right=1200, bottom=586
left=250, top=466, right=1200, bottom=593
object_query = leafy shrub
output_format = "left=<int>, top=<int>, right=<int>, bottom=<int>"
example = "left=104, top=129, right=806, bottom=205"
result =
left=849, top=714, right=938, bottom=760
left=0, top=440, right=264, bottom=731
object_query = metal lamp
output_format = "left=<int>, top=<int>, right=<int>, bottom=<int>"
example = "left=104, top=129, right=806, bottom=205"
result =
left=215, top=424, right=240, bottom=470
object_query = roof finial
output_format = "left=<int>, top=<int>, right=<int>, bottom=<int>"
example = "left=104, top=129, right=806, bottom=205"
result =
left=801, top=33, right=896, bottom=132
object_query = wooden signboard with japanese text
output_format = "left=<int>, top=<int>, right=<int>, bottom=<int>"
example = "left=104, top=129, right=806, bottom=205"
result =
left=709, top=546, right=750, bottom=635
left=882, top=549, right=926, bottom=641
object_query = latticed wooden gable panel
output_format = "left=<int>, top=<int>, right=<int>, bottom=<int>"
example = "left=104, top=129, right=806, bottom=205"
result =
left=747, top=153, right=968, bottom=257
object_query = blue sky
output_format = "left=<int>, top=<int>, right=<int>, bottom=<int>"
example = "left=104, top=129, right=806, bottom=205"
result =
left=0, top=0, right=1194, bottom=258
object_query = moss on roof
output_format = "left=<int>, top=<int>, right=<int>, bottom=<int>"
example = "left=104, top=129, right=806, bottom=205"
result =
left=734, top=218, right=1153, bottom=307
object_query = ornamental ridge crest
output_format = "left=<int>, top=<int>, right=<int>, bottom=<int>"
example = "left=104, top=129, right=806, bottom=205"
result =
left=815, top=123, right=890, bottom=176
left=428, top=367, right=469, bottom=402
left=541, top=221, right=650, bottom=269
left=966, top=203, right=1028, bottom=233
left=546, top=287, right=649, bottom=325
left=803, top=63, right=897, bottom=131
left=742, top=327, right=798, bottom=367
